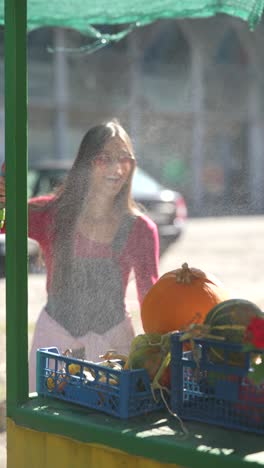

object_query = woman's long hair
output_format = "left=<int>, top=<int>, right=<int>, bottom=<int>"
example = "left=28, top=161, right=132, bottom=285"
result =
left=45, top=119, right=138, bottom=293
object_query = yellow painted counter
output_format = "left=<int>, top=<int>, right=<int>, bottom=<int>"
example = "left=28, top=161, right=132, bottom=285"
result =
left=7, top=418, right=182, bottom=468
left=6, top=396, right=264, bottom=468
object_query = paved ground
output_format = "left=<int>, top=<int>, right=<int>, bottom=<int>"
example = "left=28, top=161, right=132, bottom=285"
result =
left=1, top=215, right=264, bottom=467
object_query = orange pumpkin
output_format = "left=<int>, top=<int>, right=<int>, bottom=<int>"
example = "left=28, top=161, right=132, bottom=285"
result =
left=141, top=262, right=230, bottom=334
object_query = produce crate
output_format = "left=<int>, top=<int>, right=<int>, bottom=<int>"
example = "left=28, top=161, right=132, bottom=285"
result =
left=171, top=333, right=264, bottom=434
left=36, top=347, right=165, bottom=418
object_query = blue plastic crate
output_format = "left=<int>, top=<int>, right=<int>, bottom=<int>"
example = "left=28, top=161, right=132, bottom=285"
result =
left=36, top=347, right=165, bottom=418
left=171, top=333, right=264, bottom=434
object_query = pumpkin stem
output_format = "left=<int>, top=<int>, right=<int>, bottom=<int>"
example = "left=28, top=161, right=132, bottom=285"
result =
left=175, top=262, right=206, bottom=284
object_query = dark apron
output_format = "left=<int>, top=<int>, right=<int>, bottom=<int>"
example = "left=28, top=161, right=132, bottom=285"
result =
left=46, top=215, right=136, bottom=337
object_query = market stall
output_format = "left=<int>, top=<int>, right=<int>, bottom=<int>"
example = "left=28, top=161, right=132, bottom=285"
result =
left=2, top=1, right=264, bottom=466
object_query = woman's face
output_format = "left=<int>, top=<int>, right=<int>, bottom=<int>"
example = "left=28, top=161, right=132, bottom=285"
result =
left=88, top=136, right=134, bottom=199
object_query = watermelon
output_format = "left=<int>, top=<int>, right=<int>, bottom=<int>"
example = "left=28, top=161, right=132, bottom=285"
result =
left=204, top=299, right=264, bottom=366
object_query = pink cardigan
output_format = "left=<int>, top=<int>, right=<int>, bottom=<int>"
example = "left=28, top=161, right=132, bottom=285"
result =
left=28, top=195, right=159, bottom=306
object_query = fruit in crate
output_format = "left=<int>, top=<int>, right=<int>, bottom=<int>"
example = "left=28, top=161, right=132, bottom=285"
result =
left=46, top=374, right=56, bottom=391
left=124, top=333, right=171, bottom=389
left=223, top=374, right=264, bottom=422
left=237, top=378, right=264, bottom=422
left=204, top=298, right=264, bottom=366
left=68, top=363, right=81, bottom=375
left=46, top=360, right=81, bottom=393
left=46, top=370, right=68, bottom=393
left=141, top=263, right=230, bottom=334
left=97, top=359, right=123, bottom=385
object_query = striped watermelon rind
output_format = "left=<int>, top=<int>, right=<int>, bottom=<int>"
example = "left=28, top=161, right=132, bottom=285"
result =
left=205, top=298, right=263, bottom=325
left=204, top=299, right=264, bottom=366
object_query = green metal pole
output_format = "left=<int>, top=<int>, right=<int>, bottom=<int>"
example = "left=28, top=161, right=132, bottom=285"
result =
left=5, top=0, right=28, bottom=413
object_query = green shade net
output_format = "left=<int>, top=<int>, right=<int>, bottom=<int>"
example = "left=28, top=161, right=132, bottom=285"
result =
left=0, top=0, right=263, bottom=32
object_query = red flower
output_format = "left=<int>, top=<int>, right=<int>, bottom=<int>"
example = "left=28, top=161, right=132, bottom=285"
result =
left=245, top=316, right=264, bottom=349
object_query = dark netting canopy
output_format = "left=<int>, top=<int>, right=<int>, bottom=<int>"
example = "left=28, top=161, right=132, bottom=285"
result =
left=0, top=0, right=263, bottom=32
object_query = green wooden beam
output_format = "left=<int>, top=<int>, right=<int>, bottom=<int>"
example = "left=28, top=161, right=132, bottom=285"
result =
left=12, top=397, right=264, bottom=468
left=5, top=0, right=28, bottom=413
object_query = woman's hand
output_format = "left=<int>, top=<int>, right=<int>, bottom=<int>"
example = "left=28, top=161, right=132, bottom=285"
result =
left=0, top=176, right=6, bottom=205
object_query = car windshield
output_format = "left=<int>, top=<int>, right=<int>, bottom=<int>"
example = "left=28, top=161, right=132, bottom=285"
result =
left=28, top=168, right=68, bottom=197
left=28, top=166, right=162, bottom=198
left=132, top=168, right=162, bottom=196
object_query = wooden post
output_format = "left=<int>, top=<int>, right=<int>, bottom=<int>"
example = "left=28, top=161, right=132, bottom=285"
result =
left=5, top=0, right=28, bottom=411
left=231, top=19, right=264, bottom=212
left=128, top=31, right=141, bottom=154
left=180, top=21, right=206, bottom=216
left=248, top=74, right=264, bottom=212
left=53, top=28, right=69, bottom=159
left=190, top=43, right=205, bottom=215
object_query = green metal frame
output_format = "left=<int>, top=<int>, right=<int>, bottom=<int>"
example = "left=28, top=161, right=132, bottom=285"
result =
left=5, top=0, right=28, bottom=414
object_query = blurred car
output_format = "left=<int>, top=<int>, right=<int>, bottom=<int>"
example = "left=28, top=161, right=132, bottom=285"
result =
left=0, top=233, right=40, bottom=277
left=28, top=159, right=187, bottom=249
left=28, top=160, right=187, bottom=248
left=0, top=161, right=187, bottom=276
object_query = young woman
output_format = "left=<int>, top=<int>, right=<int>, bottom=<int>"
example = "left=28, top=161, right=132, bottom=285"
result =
left=0, top=119, right=160, bottom=391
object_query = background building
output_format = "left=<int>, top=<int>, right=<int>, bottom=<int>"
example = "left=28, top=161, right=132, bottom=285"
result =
left=1, top=15, right=264, bottom=216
